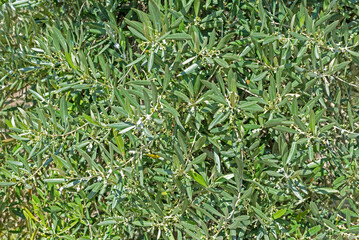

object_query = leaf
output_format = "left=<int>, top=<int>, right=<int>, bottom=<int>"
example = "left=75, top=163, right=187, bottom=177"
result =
left=297, top=46, right=307, bottom=58
left=264, top=118, right=285, bottom=128
left=315, top=13, right=334, bottom=27
left=251, top=206, right=271, bottom=222
left=194, top=0, right=200, bottom=16
left=309, top=110, right=315, bottom=134
left=52, top=27, right=67, bottom=51
left=178, top=62, right=200, bottom=76
left=253, top=71, right=268, bottom=81
left=273, top=209, right=286, bottom=219
left=238, top=102, right=263, bottom=112
left=286, top=141, right=297, bottom=165
left=166, top=33, right=191, bottom=40
left=310, top=202, right=319, bottom=216
left=143, top=90, right=151, bottom=114
left=263, top=36, right=278, bottom=44
left=203, top=203, right=223, bottom=217
left=213, top=58, right=229, bottom=68
left=64, top=52, right=77, bottom=70
left=216, top=32, right=235, bottom=49
left=7, top=161, right=23, bottom=167
left=98, top=220, right=117, bottom=226
left=273, top=126, right=298, bottom=134
left=148, top=51, right=154, bottom=72
left=214, top=148, right=221, bottom=173
left=348, top=50, right=359, bottom=58
left=239, top=44, right=253, bottom=57
left=193, top=136, right=207, bottom=152
left=60, top=96, right=68, bottom=125
left=149, top=0, right=161, bottom=30
left=323, top=219, right=339, bottom=231
left=208, top=111, right=230, bottom=130
left=163, top=64, right=170, bottom=91
left=313, top=187, right=339, bottom=195
left=294, top=116, right=307, bottom=132
left=29, top=89, right=46, bottom=102
left=128, top=26, right=148, bottom=41
left=191, top=153, right=207, bottom=165
left=345, top=226, right=359, bottom=234
left=126, top=55, right=146, bottom=67
left=107, top=122, right=135, bottom=130
left=0, top=182, right=16, bottom=187
left=324, top=20, right=339, bottom=35
left=290, top=32, right=308, bottom=41
left=132, top=221, right=153, bottom=227
left=332, top=61, right=350, bottom=72
left=174, top=90, right=190, bottom=103
left=189, top=171, right=208, bottom=187
left=309, top=225, right=321, bottom=236
left=75, top=147, right=98, bottom=169
left=44, top=178, right=67, bottom=184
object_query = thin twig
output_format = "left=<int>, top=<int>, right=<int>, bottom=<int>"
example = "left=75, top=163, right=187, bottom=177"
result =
left=331, top=75, right=359, bottom=89
left=55, top=122, right=89, bottom=137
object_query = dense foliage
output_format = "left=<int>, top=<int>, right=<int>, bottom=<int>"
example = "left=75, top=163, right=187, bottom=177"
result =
left=1, top=0, right=359, bottom=239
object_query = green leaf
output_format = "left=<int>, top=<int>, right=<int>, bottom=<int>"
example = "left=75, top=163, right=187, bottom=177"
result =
left=194, top=0, right=200, bottom=16
left=126, top=55, right=146, bottom=67
left=294, top=116, right=307, bottom=132
left=315, top=13, right=334, bottom=27
left=178, top=62, right=200, bottom=76
left=253, top=71, right=268, bottom=81
left=149, top=0, right=162, bottom=30
left=108, top=122, right=136, bottom=134
left=148, top=51, right=154, bottom=72
left=60, top=96, right=68, bottom=125
left=128, top=26, right=148, bottom=41
left=273, top=126, right=298, bottom=134
left=309, top=225, right=321, bottom=236
left=193, top=136, right=207, bottom=152
left=208, top=111, right=230, bottom=130
left=64, top=52, right=78, bottom=70
left=0, top=182, right=16, bottom=187
left=98, top=220, right=117, bottom=226
left=163, top=64, right=170, bottom=90
left=290, top=32, right=308, bottom=41
left=132, top=221, right=153, bottom=227
left=313, top=187, right=339, bottom=195
left=264, top=118, right=285, bottom=128
left=189, top=171, right=208, bottom=187
left=216, top=32, right=235, bottom=49
left=324, top=20, right=339, bottom=35
left=263, top=36, right=278, bottom=44
left=286, top=141, right=297, bottom=165
left=166, top=33, right=191, bottom=40
left=273, top=209, right=286, bottom=219
left=309, top=110, right=315, bottom=134
left=29, top=89, right=46, bottom=102
left=332, top=61, right=350, bottom=72
left=309, top=202, right=319, bottom=216
left=191, top=153, right=207, bottom=165
left=239, top=44, right=253, bottom=57
left=348, top=50, right=359, bottom=58
left=213, top=58, right=229, bottom=68
left=52, top=27, right=67, bottom=51
left=323, top=219, right=339, bottom=231
left=251, top=206, right=271, bottom=222
left=7, top=161, right=23, bottom=167
left=44, top=178, right=67, bottom=184
left=238, top=101, right=263, bottom=112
